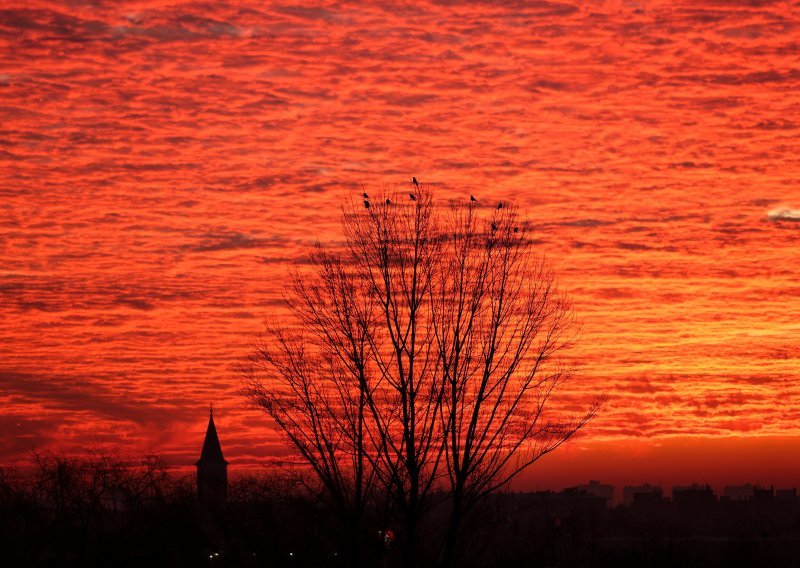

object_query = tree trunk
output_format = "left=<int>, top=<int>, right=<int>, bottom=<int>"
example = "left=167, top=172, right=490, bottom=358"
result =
left=403, top=511, right=417, bottom=568
left=346, top=515, right=361, bottom=568
left=440, top=491, right=463, bottom=568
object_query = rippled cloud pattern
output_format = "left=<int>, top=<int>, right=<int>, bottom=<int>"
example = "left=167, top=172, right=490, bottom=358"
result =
left=1, top=0, right=799, bottom=484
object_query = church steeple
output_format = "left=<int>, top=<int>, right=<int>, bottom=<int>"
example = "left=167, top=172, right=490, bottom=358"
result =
left=198, top=405, right=227, bottom=466
left=196, top=405, right=228, bottom=508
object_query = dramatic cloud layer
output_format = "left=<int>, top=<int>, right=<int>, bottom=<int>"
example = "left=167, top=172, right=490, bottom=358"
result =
left=1, top=0, right=799, bottom=487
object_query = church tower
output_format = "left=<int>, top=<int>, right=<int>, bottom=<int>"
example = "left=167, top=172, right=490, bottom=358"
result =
left=196, top=405, right=228, bottom=508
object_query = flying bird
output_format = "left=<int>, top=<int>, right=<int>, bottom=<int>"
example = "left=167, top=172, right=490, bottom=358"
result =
left=409, top=193, right=417, bottom=201
left=412, top=177, right=419, bottom=188
left=364, top=200, right=370, bottom=209
left=470, top=195, right=477, bottom=203
left=362, top=192, right=369, bottom=199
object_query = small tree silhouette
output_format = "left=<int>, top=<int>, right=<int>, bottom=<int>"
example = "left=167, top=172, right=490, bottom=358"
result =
left=244, top=186, right=601, bottom=568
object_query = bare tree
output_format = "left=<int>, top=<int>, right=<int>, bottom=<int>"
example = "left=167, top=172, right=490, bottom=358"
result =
left=244, top=186, right=600, bottom=568
left=244, top=247, right=380, bottom=566
left=432, top=202, right=601, bottom=567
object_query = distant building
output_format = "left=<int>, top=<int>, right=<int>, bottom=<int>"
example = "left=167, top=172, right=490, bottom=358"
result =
left=720, top=484, right=797, bottom=504
left=622, top=484, right=663, bottom=506
left=723, top=483, right=754, bottom=501
left=754, top=485, right=774, bottom=503
left=672, top=484, right=715, bottom=509
left=574, top=480, right=614, bottom=505
left=196, top=406, right=228, bottom=508
left=531, top=488, right=608, bottom=515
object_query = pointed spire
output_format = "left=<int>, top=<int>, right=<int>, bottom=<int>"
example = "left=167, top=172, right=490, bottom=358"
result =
left=197, top=405, right=227, bottom=465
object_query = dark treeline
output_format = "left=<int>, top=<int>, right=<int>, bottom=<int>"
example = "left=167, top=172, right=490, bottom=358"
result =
left=0, top=450, right=384, bottom=567
left=3, top=452, right=800, bottom=568
left=0, top=451, right=196, bottom=567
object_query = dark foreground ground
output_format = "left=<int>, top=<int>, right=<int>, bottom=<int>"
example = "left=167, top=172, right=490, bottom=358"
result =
left=2, top=461, right=799, bottom=567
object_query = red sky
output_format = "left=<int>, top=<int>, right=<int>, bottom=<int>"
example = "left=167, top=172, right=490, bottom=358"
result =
left=1, top=0, right=799, bottom=492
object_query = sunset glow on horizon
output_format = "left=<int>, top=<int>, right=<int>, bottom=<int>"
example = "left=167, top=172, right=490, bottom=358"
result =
left=2, top=0, right=799, bottom=491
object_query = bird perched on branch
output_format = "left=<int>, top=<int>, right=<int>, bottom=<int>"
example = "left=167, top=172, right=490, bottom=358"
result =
left=362, top=192, right=368, bottom=199
left=497, top=202, right=503, bottom=210
left=386, top=198, right=391, bottom=205
left=364, top=200, right=370, bottom=209
left=412, top=177, right=419, bottom=188
left=470, top=195, right=477, bottom=203
left=409, top=193, right=417, bottom=201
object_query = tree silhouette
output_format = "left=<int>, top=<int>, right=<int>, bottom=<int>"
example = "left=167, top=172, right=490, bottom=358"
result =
left=0, top=450, right=189, bottom=565
left=244, top=186, right=601, bottom=568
